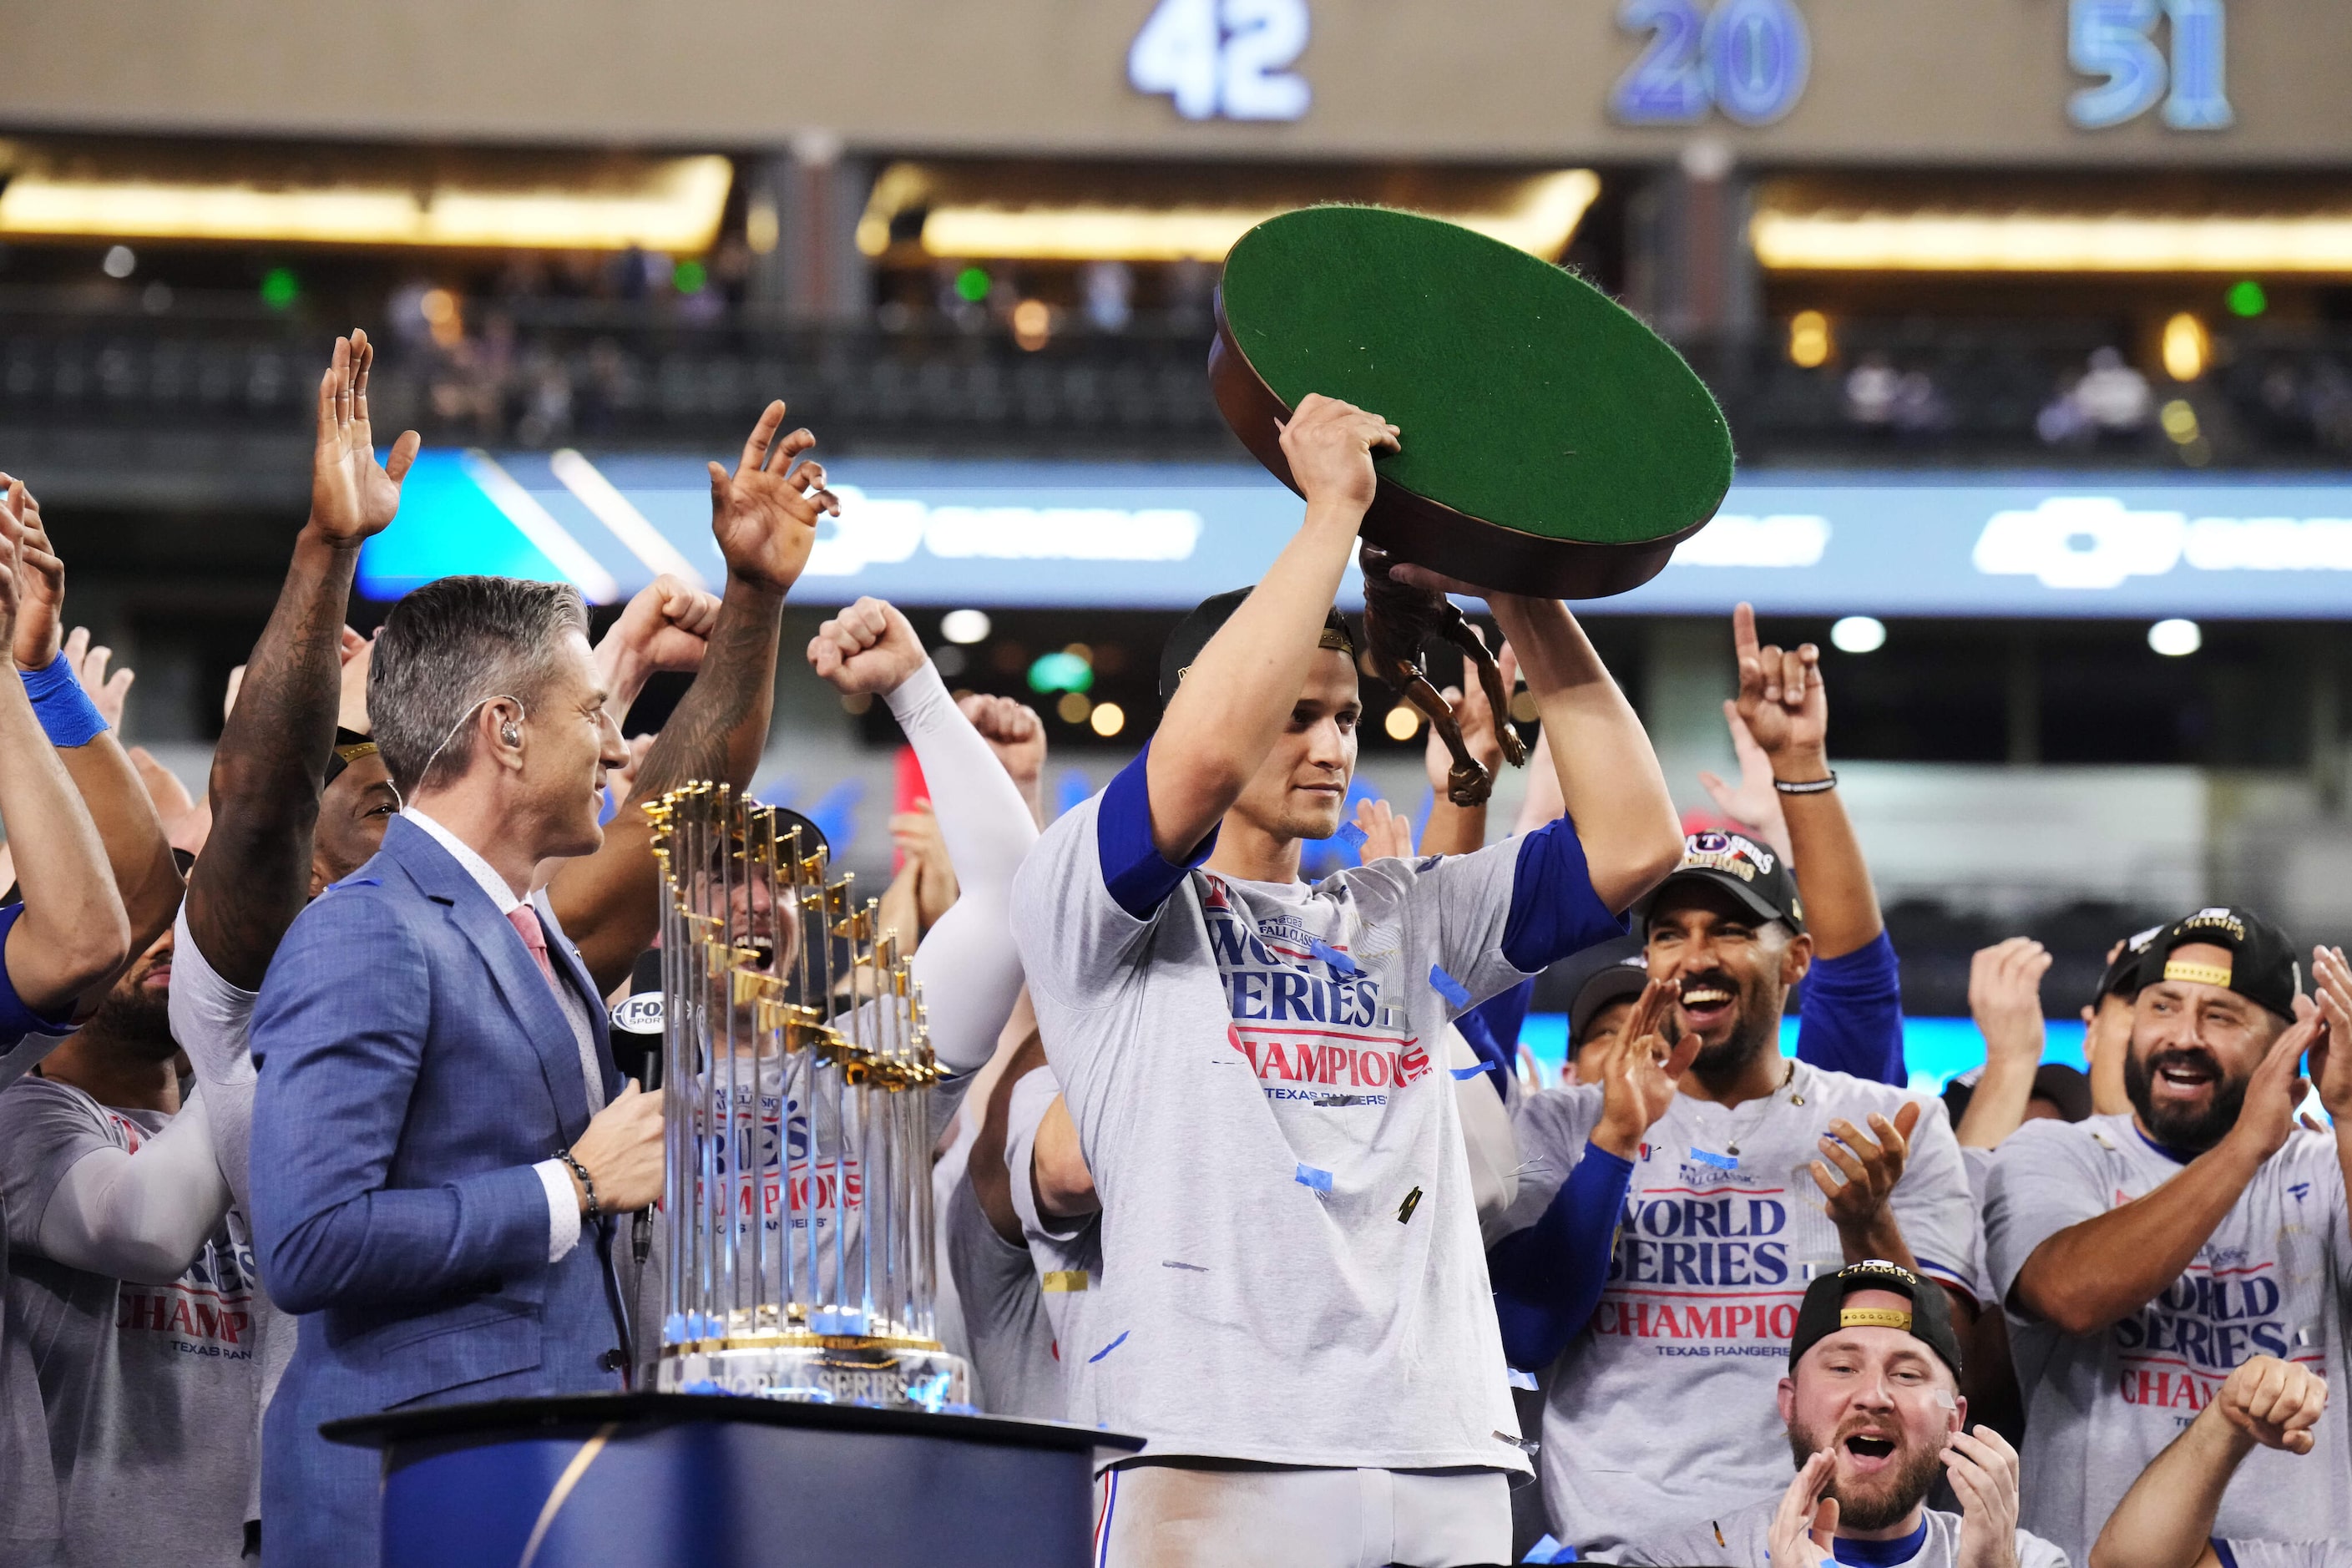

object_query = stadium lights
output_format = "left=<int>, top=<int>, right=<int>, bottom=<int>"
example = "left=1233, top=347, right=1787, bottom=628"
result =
left=1829, top=615, right=1886, bottom=654
left=0, top=157, right=733, bottom=251
left=1750, top=210, right=2352, bottom=273
left=2148, top=619, right=2203, bottom=656
left=894, top=169, right=1601, bottom=264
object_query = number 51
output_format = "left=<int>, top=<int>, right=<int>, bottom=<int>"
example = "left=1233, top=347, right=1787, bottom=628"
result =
left=2068, top=0, right=2231, bottom=130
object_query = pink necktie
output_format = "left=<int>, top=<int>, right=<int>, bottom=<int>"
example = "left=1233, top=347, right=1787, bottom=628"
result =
left=507, top=906, right=561, bottom=990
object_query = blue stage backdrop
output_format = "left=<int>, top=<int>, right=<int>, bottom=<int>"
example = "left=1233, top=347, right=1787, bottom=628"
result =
left=361, top=453, right=2352, bottom=619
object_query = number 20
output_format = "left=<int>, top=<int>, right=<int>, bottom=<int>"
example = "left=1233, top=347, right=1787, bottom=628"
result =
left=1611, top=0, right=1812, bottom=128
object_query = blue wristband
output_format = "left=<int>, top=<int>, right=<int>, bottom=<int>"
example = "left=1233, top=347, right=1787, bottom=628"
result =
left=21, top=655, right=107, bottom=748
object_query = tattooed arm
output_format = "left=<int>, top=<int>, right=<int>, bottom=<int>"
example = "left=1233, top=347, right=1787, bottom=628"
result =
left=547, top=402, right=830, bottom=994
left=189, top=332, right=417, bottom=986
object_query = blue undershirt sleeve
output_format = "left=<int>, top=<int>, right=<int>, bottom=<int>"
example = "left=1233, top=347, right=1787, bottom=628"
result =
left=0, top=902, right=77, bottom=1047
left=1095, top=742, right=1220, bottom=921
left=1487, top=1140, right=1636, bottom=1370
left=1794, top=928, right=1906, bottom=1087
left=1498, top=819, right=1629, bottom=975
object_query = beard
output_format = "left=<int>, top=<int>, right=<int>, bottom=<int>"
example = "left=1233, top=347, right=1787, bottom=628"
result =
left=1788, top=1421, right=1945, bottom=1533
left=1687, top=969, right=1782, bottom=1080
left=2124, top=1046, right=2250, bottom=1152
left=82, top=983, right=179, bottom=1064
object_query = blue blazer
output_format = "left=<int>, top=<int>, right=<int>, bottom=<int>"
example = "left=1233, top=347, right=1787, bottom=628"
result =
left=250, top=815, right=626, bottom=1566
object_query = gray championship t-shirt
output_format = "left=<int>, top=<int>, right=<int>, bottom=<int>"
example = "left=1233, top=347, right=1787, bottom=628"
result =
left=1619, top=1496, right=2069, bottom=1567
left=2222, top=1545, right=2352, bottom=1568
left=1984, top=1115, right=2352, bottom=1560
left=1012, top=751, right=1623, bottom=1471
left=0, top=1079, right=258, bottom=1567
left=944, top=1166, right=1060, bottom=1419
left=1506, top=1062, right=1980, bottom=1557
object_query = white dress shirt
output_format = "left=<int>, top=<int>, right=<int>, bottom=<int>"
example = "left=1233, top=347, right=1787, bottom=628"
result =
left=404, top=808, right=603, bottom=1263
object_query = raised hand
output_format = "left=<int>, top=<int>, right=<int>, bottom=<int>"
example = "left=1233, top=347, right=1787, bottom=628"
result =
left=1768, top=1450, right=1839, bottom=1568
left=1970, top=937, right=2051, bottom=1069
left=336, top=630, right=373, bottom=733
left=1352, top=796, right=1418, bottom=862
left=1944, top=1427, right=2024, bottom=1568
left=807, top=596, right=925, bottom=696
left=1277, top=393, right=1398, bottom=514
left=2213, top=1353, right=2329, bottom=1454
left=606, top=574, right=721, bottom=676
left=0, top=483, right=22, bottom=640
left=311, top=331, right=420, bottom=546
left=60, top=627, right=133, bottom=731
left=1732, top=601, right=1828, bottom=769
left=2228, top=1004, right=2323, bottom=1164
left=957, top=693, right=1047, bottom=815
left=1812, top=1101, right=1924, bottom=1236
left=1697, top=699, right=1793, bottom=862
left=1592, top=978, right=1702, bottom=1157
left=2309, top=945, right=2352, bottom=1123
left=707, top=401, right=836, bottom=596
left=9, top=483, right=63, bottom=670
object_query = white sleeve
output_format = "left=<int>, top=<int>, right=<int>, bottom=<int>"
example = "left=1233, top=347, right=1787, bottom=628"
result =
left=35, top=1082, right=232, bottom=1284
left=534, top=1159, right=584, bottom=1262
left=166, top=904, right=258, bottom=1215
left=1447, top=1025, right=1521, bottom=1245
left=888, top=660, right=1039, bottom=1079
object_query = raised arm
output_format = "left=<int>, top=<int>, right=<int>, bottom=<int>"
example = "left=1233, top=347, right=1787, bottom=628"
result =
left=1733, top=604, right=1879, bottom=959
left=2090, top=1355, right=2329, bottom=1568
left=1956, top=938, right=2054, bottom=1150
left=807, top=598, right=1039, bottom=1077
left=8, top=487, right=176, bottom=987
left=547, top=402, right=827, bottom=993
left=1482, top=595, right=1680, bottom=913
left=1146, top=394, right=1396, bottom=859
left=0, top=490, right=131, bottom=1031
left=1418, top=640, right=1513, bottom=857
left=2014, top=1014, right=2310, bottom=1335
left=189, top=331, right=417, bottom=988
left=34, top=1085, right=232, bottom=1285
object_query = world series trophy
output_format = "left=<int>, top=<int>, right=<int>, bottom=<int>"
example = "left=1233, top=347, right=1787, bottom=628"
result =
left=646, top=781, right=969, bottom=1409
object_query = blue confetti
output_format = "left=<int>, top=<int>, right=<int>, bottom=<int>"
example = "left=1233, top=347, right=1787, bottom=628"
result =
left=1452, top=1061, right=1499, bottom=1080
left=1507, top=1367, right=1540, bottom=1391
left=662, top=1313, right=688, bottom=1346
left=1295, top=1163, right=1333, bottom=1192
left=1309, top=938, right=1359, bottom=976
left=1088, top=1330, right=1130, bottom=1364
left=1687, top=1147, right=1739, bottom=1171
left=1429, top=964, right=1472, bottom=1009
left=681, top=1378, right=724, bottom=1396
left=1334, top=820, right=1368, bottom=851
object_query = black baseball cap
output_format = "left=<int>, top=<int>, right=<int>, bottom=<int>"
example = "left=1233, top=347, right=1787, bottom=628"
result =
left=1941, top=1062, right=2092, bottom=1127
left=2132, top=905, right=2300, bottom=1023
left=321, top=726, right=380, bottom=787
left=2094, top=922, right=2165, bottom=1005
left=1159, top=587, right=1357, bottom=702
left=1562, top=935, right=1651, bottom=1044
left=1789, top=1260, right=1964, bottom=1379
left=1637, top=831, right=1805, bottom=935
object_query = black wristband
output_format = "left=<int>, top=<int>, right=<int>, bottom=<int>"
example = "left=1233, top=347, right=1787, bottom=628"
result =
left=558, top=1150, right=601, bottom=1222
left=1773, top=772, right=1839, bottom=795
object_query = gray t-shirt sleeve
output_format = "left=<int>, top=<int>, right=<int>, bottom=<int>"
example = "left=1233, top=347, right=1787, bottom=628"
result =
left=1883, top=1095, right=1983, bottom=1302
left=1983, top=1120, right=2111, bottom=1309
left=1011, top=791, right=1165, bottom=1016
left=1495, top=1083, right=1607, bottom=1238
left=2222, top=1542, right=2352, bottom=1568
left=1004, top=1066, right=1092, bottom=1247
left=0, top=1079, right=115, bottom=1249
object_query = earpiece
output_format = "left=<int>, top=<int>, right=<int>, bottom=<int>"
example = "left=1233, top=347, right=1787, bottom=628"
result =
left=502, top=724, right=522, bottom=746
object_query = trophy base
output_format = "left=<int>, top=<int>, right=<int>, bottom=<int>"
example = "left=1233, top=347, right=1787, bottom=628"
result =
left=660, top=1342, right=973, bottom=1412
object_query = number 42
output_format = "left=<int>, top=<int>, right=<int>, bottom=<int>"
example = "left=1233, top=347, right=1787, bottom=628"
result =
left=1129, top=0, right=1313, bottom=122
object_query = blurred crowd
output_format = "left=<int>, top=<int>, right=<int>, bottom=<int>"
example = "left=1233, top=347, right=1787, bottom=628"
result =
left=0, top=331, right=2342, bottom=1568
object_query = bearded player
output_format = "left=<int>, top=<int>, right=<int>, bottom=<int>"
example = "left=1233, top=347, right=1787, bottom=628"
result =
left=1011, top=393, right=1682, bottom=1567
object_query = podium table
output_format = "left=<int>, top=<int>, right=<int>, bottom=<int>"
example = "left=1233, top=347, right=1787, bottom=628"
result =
left=324, top=1393, right=1141, bottom=1568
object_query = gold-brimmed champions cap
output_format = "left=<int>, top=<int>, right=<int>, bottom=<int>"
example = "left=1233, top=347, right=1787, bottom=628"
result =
left=322, top=726, right=380, bottom=787
left=1636, top=831, right=1805, bottom=936
left=1788, top=1260, right=1964, bottom=1378
left=1159, top=587, right=1355, bottom=702
left=2132, top=905, right=2300, bottom=1023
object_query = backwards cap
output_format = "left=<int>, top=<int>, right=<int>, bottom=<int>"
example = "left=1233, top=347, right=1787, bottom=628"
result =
left=2132, top=904, right=2300, bottom=1023
left=1788, top=1259, right=1964, bottom=1378
left=1159, top=587, right=1357, bottom=703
